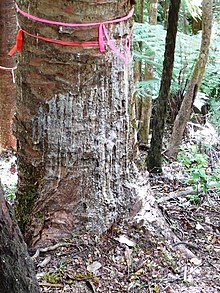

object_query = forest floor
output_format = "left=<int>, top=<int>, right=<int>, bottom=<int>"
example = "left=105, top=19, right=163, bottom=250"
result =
left=32, top=168, right=220, bottom=293
left=0, top=128, right=219, bottom=293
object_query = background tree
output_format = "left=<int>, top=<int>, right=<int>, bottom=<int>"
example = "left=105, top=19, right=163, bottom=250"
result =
left=147, top=0, right=181, bottom=173
left=0, top=183, right=40, bottom=293
left=149, top=0, right=158, bottom=25
left=0, top=0, right=16, bottom=152
left=166, top=0, right=213, bottom=158
left=134, top=0, right=158, bottom=148
left=14, top=0, right=139, bottom=247
left=137, top=0, right=158, bottom=146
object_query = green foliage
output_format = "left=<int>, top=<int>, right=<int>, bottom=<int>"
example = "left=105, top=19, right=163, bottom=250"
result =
left=186, top=194, right=200, bottom=204
left=182, top=0, right=202, bottom=19
left=43, top=272, right=62, bottom=284
left=208, top=98, right=220, bottom=134
left=133, top=17, right=220, bottom=102
left=200, top=22, right=220, bottom=96
left=42, top=261, right=66, bottom=284
left=2, top=184, right=16, bottom=202
left=133, top=22, right=201, bottom=97
left=177, top=144, right=220, bottom=195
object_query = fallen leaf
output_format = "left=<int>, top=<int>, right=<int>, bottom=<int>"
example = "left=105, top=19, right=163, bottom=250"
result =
left=190, top=258, right=202, bottom=265
left=115, top=235, right=136, bottom=247
left=37, top=255, right=51, bottom=267
left=124, top=247, right=133, bottom=267
left=87, top=261, right=102, bottom=273
left=195, top=223, right=204, bottom=230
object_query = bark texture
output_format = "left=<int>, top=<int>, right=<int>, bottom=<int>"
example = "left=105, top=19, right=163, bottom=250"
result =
left=147, top=0, right=181, bottom=172
left=15, top=0, right=137, bottom=247
left=0, top=0, right=16, bottom=152
left=0, top=183, right=40, bottom=293
left=166, top=0, right=213, bottom=158
left=148, top=0, right=158, bottom=25
left=136, top=0, right=158, bottom=146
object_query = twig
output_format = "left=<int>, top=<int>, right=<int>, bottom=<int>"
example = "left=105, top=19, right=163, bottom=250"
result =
left=157, top=182, right=218, bottom=203
left=32, top=242, right=73, bottom=259
left=183, top=265, right=187, bottom=282
left=38, top=282, right=64, bottom=288
left=172, top=241, right=199, bottom=250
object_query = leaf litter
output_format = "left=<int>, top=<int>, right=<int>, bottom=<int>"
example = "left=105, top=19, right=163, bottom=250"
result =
left=0, top=144, right=219, bottom=292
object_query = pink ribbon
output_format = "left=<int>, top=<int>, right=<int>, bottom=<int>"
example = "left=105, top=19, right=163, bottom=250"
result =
left=15, top=4, right=134, bottom=63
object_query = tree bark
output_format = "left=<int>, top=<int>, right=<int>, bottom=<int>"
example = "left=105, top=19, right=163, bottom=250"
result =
left=136, top=0, right=158, bottom=146
left=166, top=0, right=213, bottom=159
left=14, top=0, right=138, bottom=247
left=147, top=0, right=181, bottom=173
left=0, top=0, right=16, bottom=152
left=133, top=0, right=146, bottom=147
left=148, top=0, right=158, bottom=25
left=0, top=183, right=40, bottom=293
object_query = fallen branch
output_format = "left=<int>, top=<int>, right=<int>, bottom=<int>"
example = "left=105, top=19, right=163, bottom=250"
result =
left=31, top=242, right=73, bottom=259
left=38, top=282, right=64, bottom=288
left=157, top=183, right=218, bottom=203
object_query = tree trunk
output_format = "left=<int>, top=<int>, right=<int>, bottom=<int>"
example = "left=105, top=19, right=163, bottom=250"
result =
left=147, top=0, right=181, bottom=173
left=133, top=0, right=146, bottom=148
left=136, top=0, right=158, bottom=146
left=166, top=0, right=213, bottom=159
left=163, top=0, right=170, bottom=29
left=0, top=0, right=16, bottom=152
left=0, top=183, right=40, bottom=293
left=14, top=0, right=138, bottom=247
left=148, top=0, right=158, bottom=25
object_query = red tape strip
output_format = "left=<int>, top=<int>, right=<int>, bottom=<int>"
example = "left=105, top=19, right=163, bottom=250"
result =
left=8, top=29, right=23, bottom=56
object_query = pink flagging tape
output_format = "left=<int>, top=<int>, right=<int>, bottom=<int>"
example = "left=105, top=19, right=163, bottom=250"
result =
left=15, top=4, right=134, bottom=27
left=12, top=4, right=134, bottom=64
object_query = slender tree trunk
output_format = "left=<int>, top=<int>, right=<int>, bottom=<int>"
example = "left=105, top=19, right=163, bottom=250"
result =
left=0, top=0, right=16, bottom=152
left=0, top=183, right=40, bottom=293
left=134, top=0, right=153, bottom=147
left=149, top=0, right=158, bottom=25
left=14, top=0, right=138, bottom=247
left=166, top=0, right=213, bottom=159
left=136, top=0, right=158, bottom=146
left=163, top=0, right=170, bottom=29
left=147, top=0, right=181, bottom=173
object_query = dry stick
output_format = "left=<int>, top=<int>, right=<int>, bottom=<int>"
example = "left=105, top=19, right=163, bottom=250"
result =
left=31, top=242, right=74, bottom=259
left=172, top=241, right=199, bottom=250
left=157, top=183, right=217, bottom=203
left=38, top=282, right=64, bottom=288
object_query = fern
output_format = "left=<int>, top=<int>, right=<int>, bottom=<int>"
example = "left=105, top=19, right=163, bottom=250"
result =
left=133, top=20, right=220, bottom=98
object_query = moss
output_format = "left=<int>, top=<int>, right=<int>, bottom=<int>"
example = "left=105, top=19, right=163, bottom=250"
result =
left=43, top=272, right=62, bottom=284
left=14, top=163, right=40, bottom=232
left=15, top=185, right=38, bottom=232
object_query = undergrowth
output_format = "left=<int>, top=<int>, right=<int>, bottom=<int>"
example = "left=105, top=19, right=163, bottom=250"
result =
left=177, top=143, right=220, bottom=199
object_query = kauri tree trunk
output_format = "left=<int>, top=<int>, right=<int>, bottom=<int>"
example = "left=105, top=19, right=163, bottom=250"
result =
left=0, top=0, right=16, bottom=152
left=0, top=183, right=40, bottom=293
left=166, top=0, right=213, bottom=159
left=14, top=0, right=138, bottom=247
left=147, top=0, right=181, bottom=173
